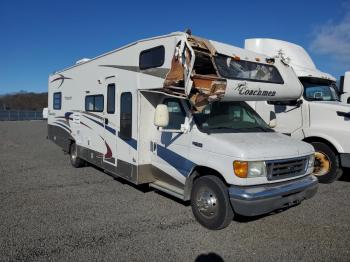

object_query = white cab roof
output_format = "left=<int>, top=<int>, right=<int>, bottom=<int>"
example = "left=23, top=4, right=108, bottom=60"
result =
left=245, top=38, right=336, bottom=81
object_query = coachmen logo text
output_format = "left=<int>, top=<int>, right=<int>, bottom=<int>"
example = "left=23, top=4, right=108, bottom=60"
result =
left=234, top=82, right=276, bottom=97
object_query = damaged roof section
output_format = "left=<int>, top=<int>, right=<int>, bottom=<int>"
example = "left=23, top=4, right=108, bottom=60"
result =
left=163, top=35, right=227, bottom=112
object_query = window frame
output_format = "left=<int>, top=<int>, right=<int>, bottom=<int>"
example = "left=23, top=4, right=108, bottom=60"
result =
left=85, top=94, right=104, bottom=112
left=107, top=84, right=116, bottom=114
left=139, top=45, right=165, bottom=70
left=53, top=92, right=62, bottom=110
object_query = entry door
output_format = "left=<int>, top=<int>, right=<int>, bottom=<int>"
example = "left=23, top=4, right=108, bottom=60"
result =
left=151, top=98, right=192, bottom=184
left=103, top=83, right=117, bottom=166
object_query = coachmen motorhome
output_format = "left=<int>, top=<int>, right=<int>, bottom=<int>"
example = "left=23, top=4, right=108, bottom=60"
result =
left=245, top=38, right=350, bottom=184
left=48, top=32, right=317, bottom=230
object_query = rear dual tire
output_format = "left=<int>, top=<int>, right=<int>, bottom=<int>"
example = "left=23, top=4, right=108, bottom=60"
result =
left=191, top=176, right=234, bottom=230
left=70, top=142, right=85, bottom=168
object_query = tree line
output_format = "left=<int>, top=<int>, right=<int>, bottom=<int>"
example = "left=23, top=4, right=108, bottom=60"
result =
left=0, top=91, right=48, bottom=111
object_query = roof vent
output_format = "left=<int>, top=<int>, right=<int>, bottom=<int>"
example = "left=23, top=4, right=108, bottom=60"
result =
left=75, top=58, right=90, bottom=64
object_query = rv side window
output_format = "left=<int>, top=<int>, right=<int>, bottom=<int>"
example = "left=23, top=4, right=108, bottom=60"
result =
left=163, top=98, right=186, bottom=130
left=120, top=92, right=132, bottom=139
left=107, top=84, right=116, bottom=114
left=139, top=46, right=165, bottom=70
left=53, top=92, right=62, bottom=110
left=85, top=95, right=104, bottom=112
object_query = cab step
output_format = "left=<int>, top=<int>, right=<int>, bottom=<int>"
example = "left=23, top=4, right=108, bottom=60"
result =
left=149, top=180, right=184, bottom=200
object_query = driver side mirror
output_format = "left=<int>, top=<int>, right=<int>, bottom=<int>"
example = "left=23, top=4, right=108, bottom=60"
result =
left=154, top=104, right=169, bottom=128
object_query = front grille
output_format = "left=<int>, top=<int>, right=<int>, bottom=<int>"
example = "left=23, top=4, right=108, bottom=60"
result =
left=266, top=157, right=308, bottom=181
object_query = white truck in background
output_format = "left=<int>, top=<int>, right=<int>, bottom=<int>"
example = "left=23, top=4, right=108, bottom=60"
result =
left=339, top=71, right=350, bottom=104
left=48, top=32, right=317, bottom=230
left=245, top=38, right=350, bottom=183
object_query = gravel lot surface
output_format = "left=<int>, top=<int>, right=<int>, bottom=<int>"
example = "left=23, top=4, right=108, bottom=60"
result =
left=0, top=121, right=349, bottom=261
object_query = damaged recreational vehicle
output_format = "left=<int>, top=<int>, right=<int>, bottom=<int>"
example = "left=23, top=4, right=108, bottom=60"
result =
left=48, top=32, right=317, bottom=230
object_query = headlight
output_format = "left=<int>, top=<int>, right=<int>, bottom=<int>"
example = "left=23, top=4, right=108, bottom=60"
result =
left=233, top=161, right=267, bottom=178
left=308, top=154, right=315, bottom=169
left=248, top=161, right=267, bottom=177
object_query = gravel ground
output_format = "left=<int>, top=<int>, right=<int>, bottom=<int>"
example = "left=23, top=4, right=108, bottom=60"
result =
left=0, top=121, right=349, bottom=261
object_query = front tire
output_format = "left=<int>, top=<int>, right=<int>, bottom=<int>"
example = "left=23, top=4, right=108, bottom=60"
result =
left=191, top=176, right=234, bottom=230
left=70, top=142, right=85, bottom=168
left=311, top=142, right=342, bottom=184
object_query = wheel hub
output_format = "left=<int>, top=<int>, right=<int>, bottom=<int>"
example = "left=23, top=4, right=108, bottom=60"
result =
left=314, top=151, right=331, bottom=176
left=196, top=190, right=218, bottom=217
left=71, top=146, right=77, bottom=161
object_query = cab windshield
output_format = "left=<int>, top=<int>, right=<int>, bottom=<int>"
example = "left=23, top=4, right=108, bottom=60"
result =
left=301, top=78, right=339, bottom=102
left=193, top=101, right=273, bottom=133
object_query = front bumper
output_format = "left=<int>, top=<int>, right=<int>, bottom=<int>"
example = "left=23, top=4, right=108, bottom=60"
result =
left=229, top=175, right=318, bottom=216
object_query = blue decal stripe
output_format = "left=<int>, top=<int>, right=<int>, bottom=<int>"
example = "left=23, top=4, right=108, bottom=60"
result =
left=156, top=145, right=195, bottom=177
left=84, top=115, right=104, bottom=128
left=83, top=115, right=137, bottom=150
left=56, top=119, right=70, bottom=128
left=118, top=132, right=137, bottom=150
left=105, top=125, right=116, bottom=135
left=83, top=115, right=116, bottom=136
left=54, top=122, right=71, bottom=133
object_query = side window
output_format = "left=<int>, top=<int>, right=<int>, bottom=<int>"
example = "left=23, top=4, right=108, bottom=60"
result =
left=107, top=84, right=115, bottom=114
left=164, top=99, right=186, bottom=129
left=94, top=95, right=104, bottom=112
left=53, top=92, right=61, bottom=110
left=120, top=92, right=132, bottom=139
left=85, top=95, right=104, bottom=112
left=139, top=46, right=165, bottom=70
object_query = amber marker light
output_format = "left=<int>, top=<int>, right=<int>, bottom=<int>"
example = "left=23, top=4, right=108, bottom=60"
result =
left=233, top=161, right=248, bottom=178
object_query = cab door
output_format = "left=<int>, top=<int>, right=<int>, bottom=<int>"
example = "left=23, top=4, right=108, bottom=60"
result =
left=103, top=82, right=117, bottom=167
left=255, top=100, right=303, bottom=135
left=151, top=98, right=192, bottom=184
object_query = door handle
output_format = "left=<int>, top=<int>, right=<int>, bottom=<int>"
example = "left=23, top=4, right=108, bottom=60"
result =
left=150, top=141, right=157, bottom=152
left=105, top=118, right=109, bottom=125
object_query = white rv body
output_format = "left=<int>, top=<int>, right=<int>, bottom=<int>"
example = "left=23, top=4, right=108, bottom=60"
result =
left=245, top=38, right=350, bottom=183
left=48, top=32, right=317, bottom=229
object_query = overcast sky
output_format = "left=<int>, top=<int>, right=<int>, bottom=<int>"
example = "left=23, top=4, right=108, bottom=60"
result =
left=0, top=0, right=349, bottom=94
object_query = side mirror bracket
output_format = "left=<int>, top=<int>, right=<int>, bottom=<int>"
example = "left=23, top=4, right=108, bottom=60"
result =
left=268, top=111, right=277, bottom=128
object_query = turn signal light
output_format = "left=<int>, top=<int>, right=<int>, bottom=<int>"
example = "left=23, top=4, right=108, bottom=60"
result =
left=233, top=161, right=248, bottom=178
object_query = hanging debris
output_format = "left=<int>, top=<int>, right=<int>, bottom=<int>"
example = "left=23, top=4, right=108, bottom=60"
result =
left=163, top=34, right=228, bottom=112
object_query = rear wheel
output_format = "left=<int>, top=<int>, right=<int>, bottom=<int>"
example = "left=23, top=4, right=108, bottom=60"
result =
left=70, top=142, right=85, bottom=168
left=311, top=142, right=342, bottom=184
left=191, top=176, right=234, bottom=230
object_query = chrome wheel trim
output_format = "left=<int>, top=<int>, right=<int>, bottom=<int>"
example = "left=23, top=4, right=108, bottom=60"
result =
left=196, top=188, right=218, bottom=218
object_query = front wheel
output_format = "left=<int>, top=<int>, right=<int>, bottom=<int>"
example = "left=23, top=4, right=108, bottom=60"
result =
left=191, top=176, right=234, bottom=230
left=70, top=142, right=85, bottom=168
left=311, top=142, right=342, bottom=184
